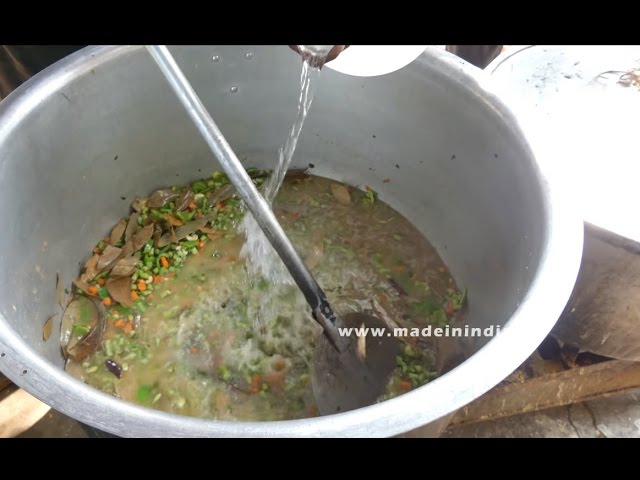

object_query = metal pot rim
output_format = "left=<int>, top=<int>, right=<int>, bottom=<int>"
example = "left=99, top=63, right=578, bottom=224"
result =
left=0, top=45, right=583, bottom=437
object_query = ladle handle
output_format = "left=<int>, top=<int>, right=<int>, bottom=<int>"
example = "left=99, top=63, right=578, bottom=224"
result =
left=146, top=45, right=342, bottom=348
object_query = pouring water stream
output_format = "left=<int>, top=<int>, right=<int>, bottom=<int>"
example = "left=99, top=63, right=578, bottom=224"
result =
left=145, top=45, right=399, bottom=415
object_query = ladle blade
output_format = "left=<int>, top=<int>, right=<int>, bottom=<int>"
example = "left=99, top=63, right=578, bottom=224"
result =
left=312, top=312, right=400, bottom=415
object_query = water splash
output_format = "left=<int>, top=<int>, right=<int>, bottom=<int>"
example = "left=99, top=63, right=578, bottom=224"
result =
left=239, top=56, right=322, bottom=284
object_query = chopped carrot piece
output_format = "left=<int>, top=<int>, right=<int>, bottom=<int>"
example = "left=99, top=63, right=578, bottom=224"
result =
left=399, top=380, right=412, bottom=391
left=250, top=374, right=262, bottom=394
left=198, top=241, right=205, bottom=248
left=102, top=297, right=112, bottom=306
left=123, top=323, right=133, bottom=335
left=154, top=275, right=163, bottom=284
left=160, top=256, right=170, bottom=268
left=137, top=280, right=147, bottom=292
left=114, top=319, right=125, bottom=328
left=130, top=291, right=139, bottom=301
left=190, top=346, right=200, bottom=354
left=97, top=278, right=106, bottom=286
left=87, top=286, right=99, bottom=296
left=445, top=302, right=454, bottom=317
left=273, top=359, right=286, bottom=371
left=263, top=371, right=285, bottom=388
left=188, top=202, right=197, bottom=210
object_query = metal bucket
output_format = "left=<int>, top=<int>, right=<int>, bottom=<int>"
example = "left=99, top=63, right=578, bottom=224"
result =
left=0, top=45, right=582, bottom=437
left=488, top=45, right=640, bottom=361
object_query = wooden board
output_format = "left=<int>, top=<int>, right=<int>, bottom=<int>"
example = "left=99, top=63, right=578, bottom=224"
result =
left=451, top=359, right=640, bottom=426
left=0, top=387, right=51, bottom=438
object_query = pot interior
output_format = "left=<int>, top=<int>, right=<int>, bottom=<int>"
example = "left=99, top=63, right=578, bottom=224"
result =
left=0, top=45, right=547, bottom=433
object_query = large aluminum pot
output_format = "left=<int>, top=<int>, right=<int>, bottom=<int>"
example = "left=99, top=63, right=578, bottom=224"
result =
left=0, top=45, right=582, bottom=437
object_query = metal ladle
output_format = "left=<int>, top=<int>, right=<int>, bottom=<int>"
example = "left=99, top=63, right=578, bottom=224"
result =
left=146, top=45, right=400, bottom=415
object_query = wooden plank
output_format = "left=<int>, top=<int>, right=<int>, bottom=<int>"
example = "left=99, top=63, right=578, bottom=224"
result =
left=451, top=359, right=640, bottom=426
left=0, top=387, right=51, bottom=438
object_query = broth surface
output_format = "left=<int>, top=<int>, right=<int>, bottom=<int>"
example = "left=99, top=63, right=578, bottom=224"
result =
left=61, top=172, right=466, bottom=421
